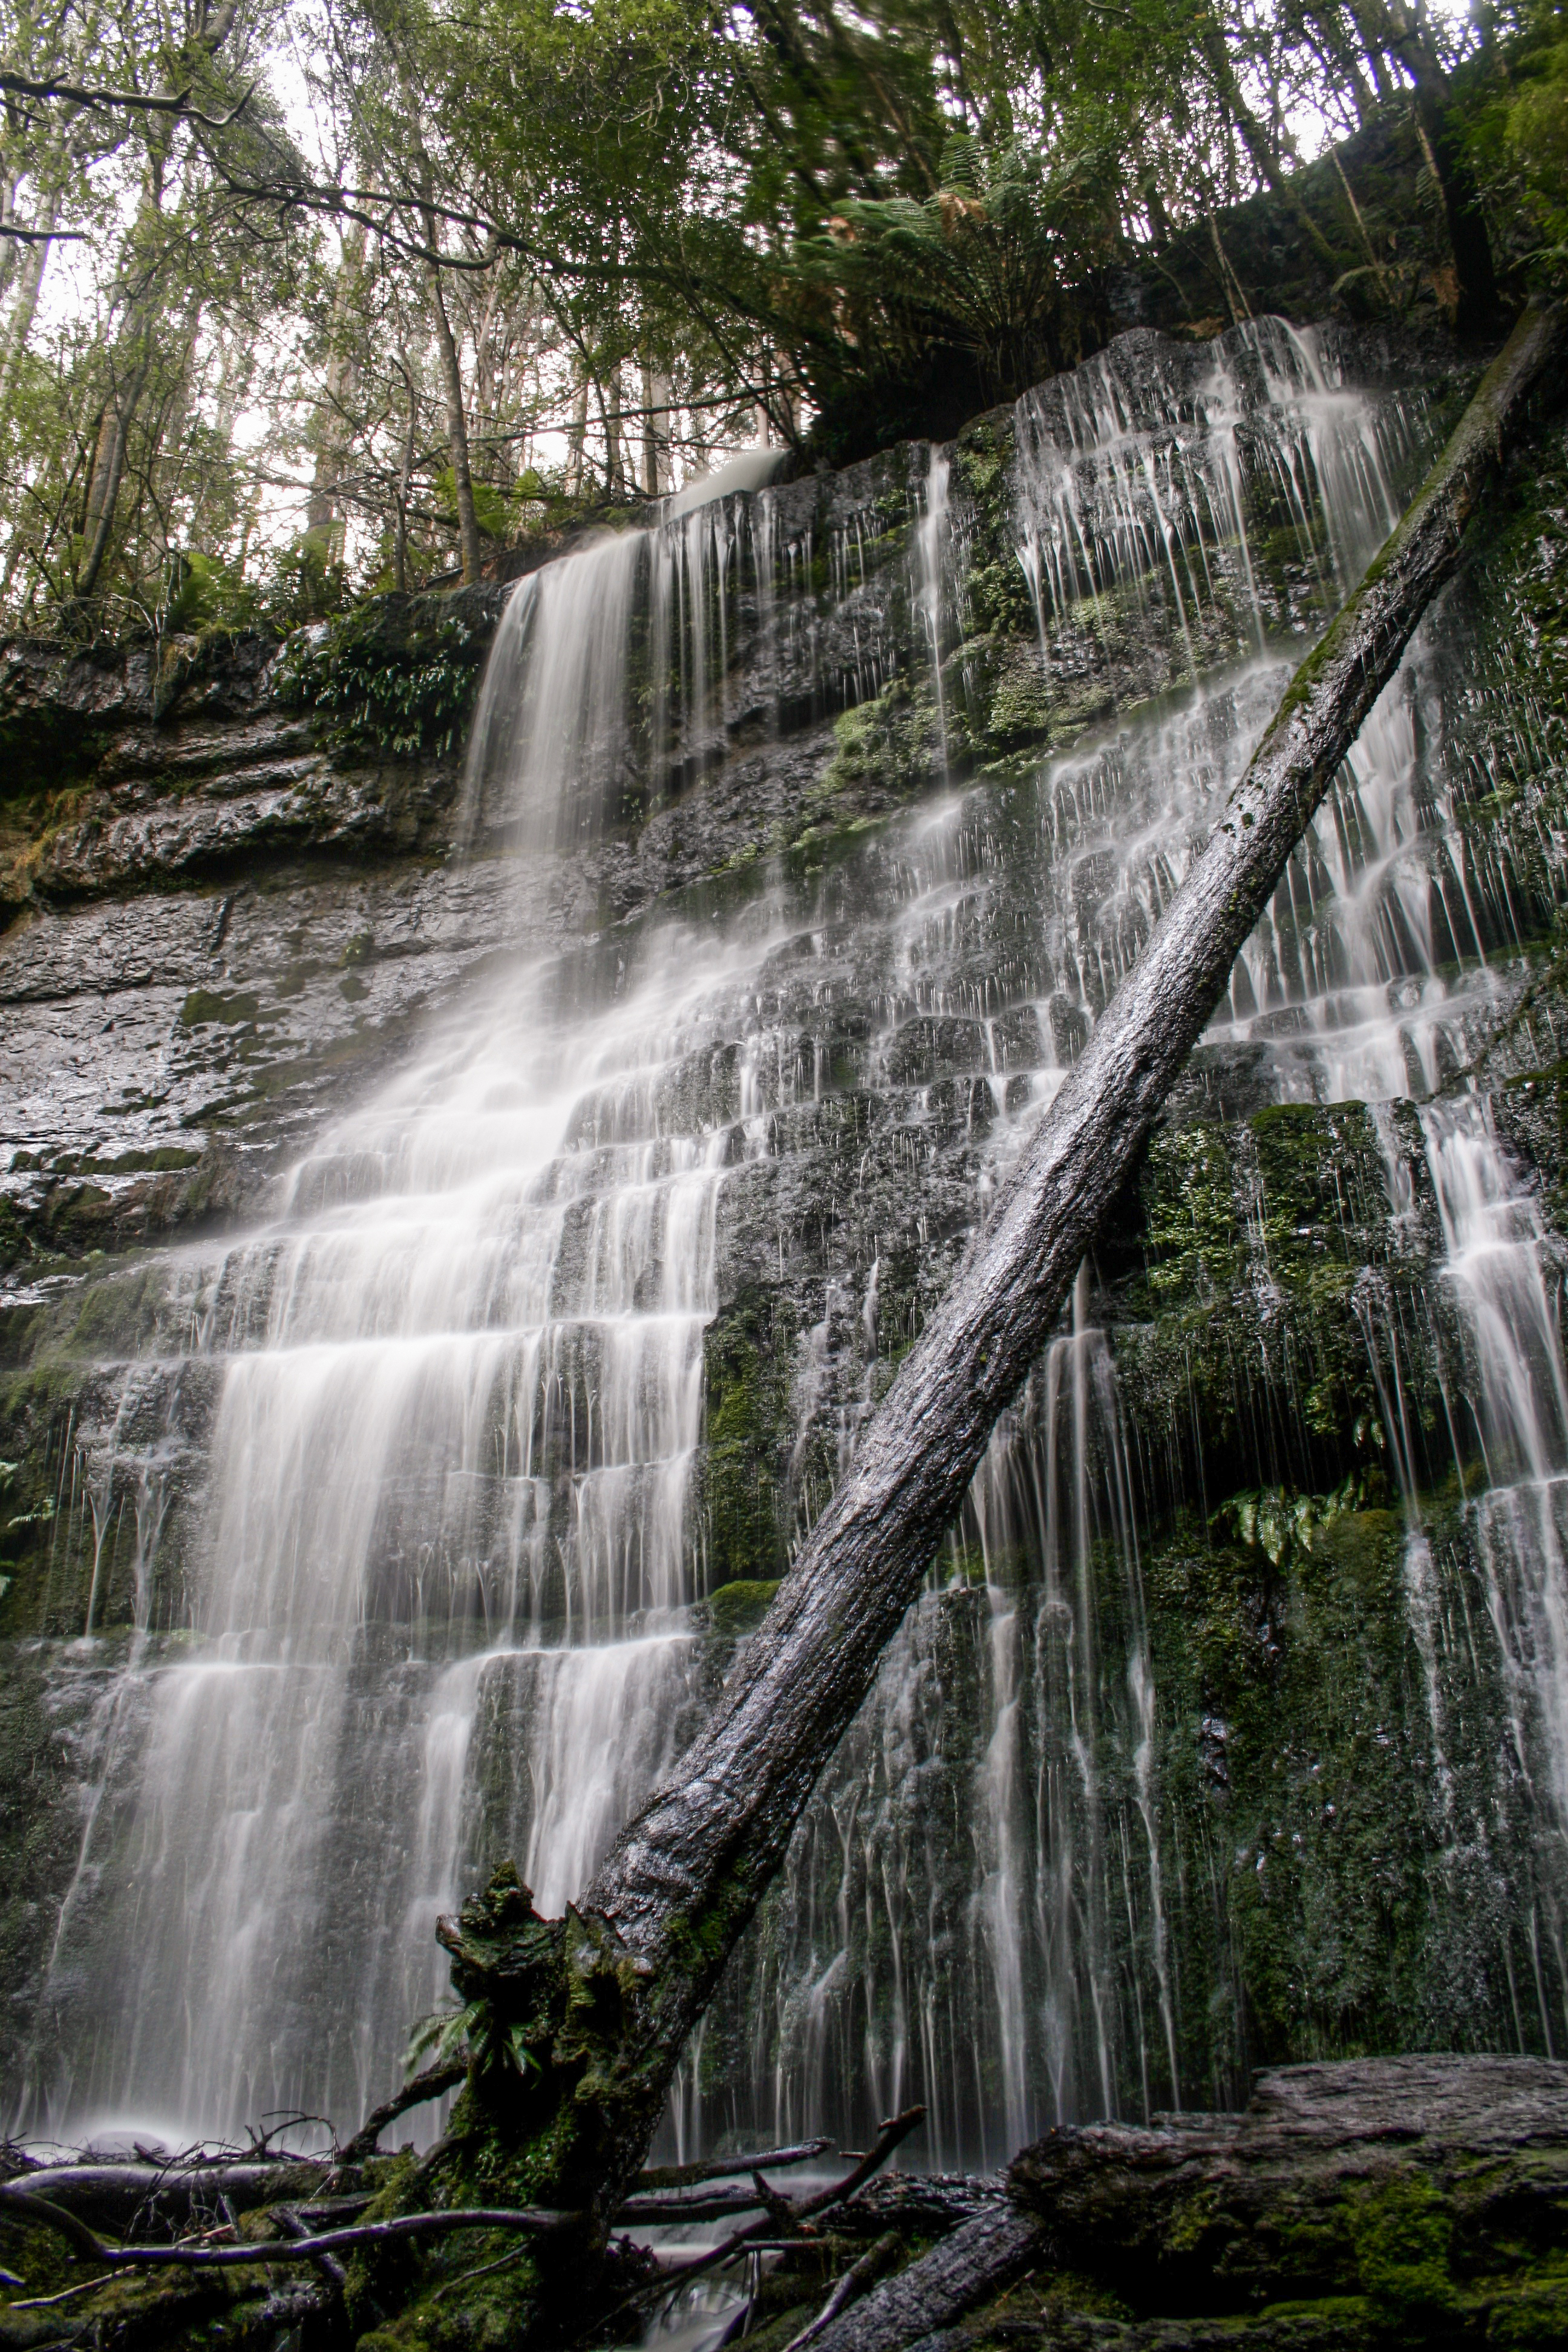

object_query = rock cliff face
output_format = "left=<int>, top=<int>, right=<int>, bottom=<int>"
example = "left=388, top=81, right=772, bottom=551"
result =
left=4, top=316, right=1568, bottom=2161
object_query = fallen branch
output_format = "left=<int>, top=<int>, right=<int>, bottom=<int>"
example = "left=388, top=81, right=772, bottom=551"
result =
left=0, top=2183, right=577, bottom=2269
left=341, top=2061, right=468, bottom=2163
left=783, top=2230, right=902, bottom=2352
left=598, top=2109, right=926, bottom=2337
left=632, top=2141, right=832, bottom=2193
left=275, top=2204, right=347, bottom=2292
left=616, top=2183, right=779, bottom=2225
left=3, top=2273, right=119, bottom=2312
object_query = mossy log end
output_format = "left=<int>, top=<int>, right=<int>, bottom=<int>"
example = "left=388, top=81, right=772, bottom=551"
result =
left=1001, top=2053, right=1568, bottom=2347
left=406, top=309, right=1568, bottom=2312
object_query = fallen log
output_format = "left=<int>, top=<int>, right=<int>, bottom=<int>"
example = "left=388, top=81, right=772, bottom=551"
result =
left=783, top=2230, right=903, bottom=2352
left=836, top=2177, right=1007, bottom=2238
left=1007, top=2052, right=1568, bottom=2316
left=0, top=2159, right=341, bottom=2231
left=764, top=2058, right=1568, bottom=2352
left=796, top=2206, right=1045, bottom=2352
left=432, top=301, right=1567, bottom=2256
left=616, top=2182, right=779, bottom=2224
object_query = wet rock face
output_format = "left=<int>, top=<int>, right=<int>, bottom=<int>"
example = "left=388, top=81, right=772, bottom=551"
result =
left=4, top=316, right=1568, bottom=2154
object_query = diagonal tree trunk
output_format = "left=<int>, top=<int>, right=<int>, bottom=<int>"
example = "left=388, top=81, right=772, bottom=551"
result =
left=411, top=304, right=1564, bottom=2336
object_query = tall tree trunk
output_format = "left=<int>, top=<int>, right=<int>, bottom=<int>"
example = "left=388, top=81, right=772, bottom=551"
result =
left=0, top=188, right=58, bottom=416
left=1194, top=10, right=1342, bottom=269
left=420, top=305, right=1564, bottom=2317
left=393, top=353, right=417, bottom=593
left=641, top=361, right=669, bottom=497
left=305, top=226, right=365, bottom=559
left=604, top=362, right=624, bottom=498
left=564, top=377, right=589, bottom=495
left=76, top=348, right=151, bottom=599
left=1349, top=0, right=1501, bottom=332
left=401, top=81, right=483, bottom=586
left=430, top=269, right=482, bottom=585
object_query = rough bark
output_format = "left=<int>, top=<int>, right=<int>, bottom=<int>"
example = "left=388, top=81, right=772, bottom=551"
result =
left=799, top=2208, right=1045, bottom=2352
left=423, top=307, right=1567, bottom=2288
left=1005, top=2053, right=1568, bottom=2310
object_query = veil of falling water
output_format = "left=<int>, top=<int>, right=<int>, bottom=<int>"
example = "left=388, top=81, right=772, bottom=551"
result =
left=22, top=319, right=1568, bottom=2159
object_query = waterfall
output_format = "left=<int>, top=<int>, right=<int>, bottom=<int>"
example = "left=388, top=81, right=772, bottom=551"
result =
left=22, top=318, right=1568, bottom=2159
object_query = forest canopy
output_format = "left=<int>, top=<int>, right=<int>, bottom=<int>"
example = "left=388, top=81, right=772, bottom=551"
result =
left=0, top=0, right=1563, bottom=633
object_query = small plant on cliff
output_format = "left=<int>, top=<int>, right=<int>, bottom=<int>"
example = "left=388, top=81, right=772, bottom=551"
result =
left=274, top=599, right=487, bottom=759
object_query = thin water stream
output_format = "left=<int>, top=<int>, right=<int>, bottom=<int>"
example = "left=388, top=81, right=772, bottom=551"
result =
left=20, top=321, right=1568, bottom=2157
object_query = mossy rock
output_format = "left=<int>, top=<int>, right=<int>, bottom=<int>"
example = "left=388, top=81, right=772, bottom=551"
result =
left=705, top=1577, right=782, bottom=1638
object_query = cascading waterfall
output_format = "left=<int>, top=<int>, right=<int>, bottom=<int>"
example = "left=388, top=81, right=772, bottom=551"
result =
left=22, top=316, right=1568, bottom=2158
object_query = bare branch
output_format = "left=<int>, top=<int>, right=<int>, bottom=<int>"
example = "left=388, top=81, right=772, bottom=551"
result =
left=0, top=2183, right=578, bottom=2269
left=341, top=2060, right=468, bottom=2163
left=0, top=73, right=253, bottom=131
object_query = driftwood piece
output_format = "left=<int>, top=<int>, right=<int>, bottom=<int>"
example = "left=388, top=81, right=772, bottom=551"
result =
left=1007, top=2053, right=1568, bottom=2313
left=800, top=2206, right=1045, bottom=2352
left=466, top=304, right=1567, bottom=2224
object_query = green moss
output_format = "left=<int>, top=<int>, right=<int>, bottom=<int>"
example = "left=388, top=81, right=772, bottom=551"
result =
left=822, top=676, right=940, bottom=802
left=705, top=1577, right=781, bottom=1636
left=181, top=988, right=261, bottom=1027
left=1488, top=2275, right=1568, bottom=2346
left=1350, top=2176, right=1462, bottom=2337
left=701, top=1295, right=792, bottom=1586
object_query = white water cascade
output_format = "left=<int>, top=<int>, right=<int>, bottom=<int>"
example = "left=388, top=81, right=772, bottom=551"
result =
left=22, top=318, right=1568, bottom=2157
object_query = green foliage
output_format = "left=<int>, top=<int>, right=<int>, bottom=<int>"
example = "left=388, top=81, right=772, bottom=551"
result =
left=405, top=1997, right=486, bottom=2074
left=1467, top=7, right=1568, bottom=283
left=274, top=596, right=486, bottom=759
left=786, top=134, right=1126, bottom=421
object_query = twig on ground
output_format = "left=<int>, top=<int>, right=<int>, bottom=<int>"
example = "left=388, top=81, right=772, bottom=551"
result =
left=430, top=2241, right=535, bottom=2302
left=4, top=2271, right=119, bottom=2311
